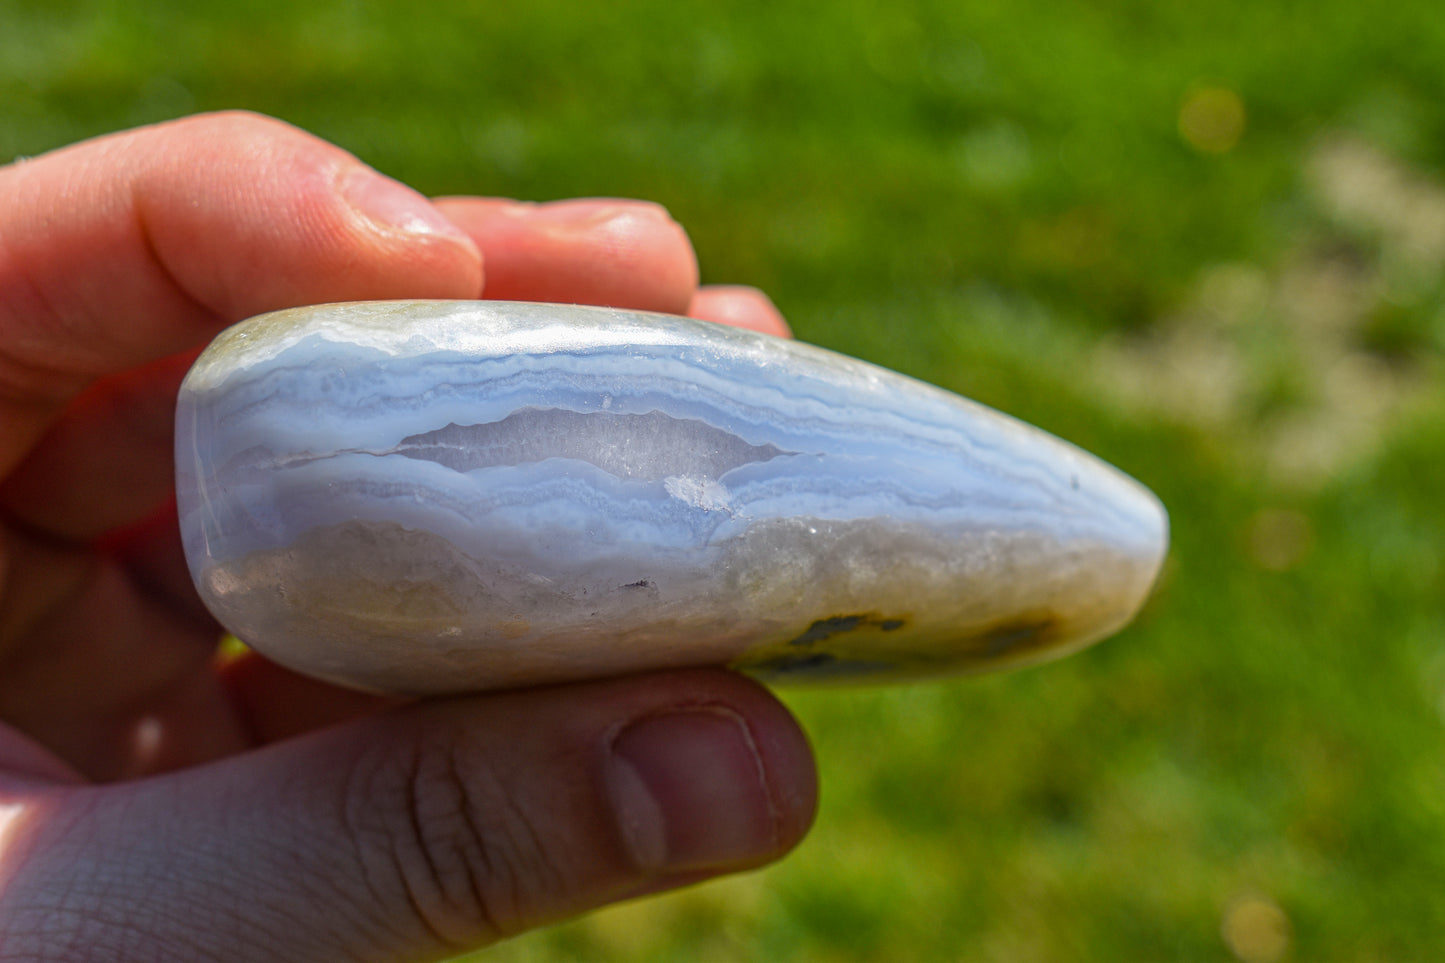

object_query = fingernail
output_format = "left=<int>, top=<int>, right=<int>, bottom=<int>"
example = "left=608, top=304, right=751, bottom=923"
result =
left=608, top=707, right=779, bottom=874
left=340, top=167, right=471, bottom=241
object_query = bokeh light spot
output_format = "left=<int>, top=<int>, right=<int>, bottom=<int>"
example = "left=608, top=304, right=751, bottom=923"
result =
left=1221, top=893, right=1291, bottom=963
left=1243, top=508, right=1315, bottom=572
left=1180, top=86, right=1247, bottom=153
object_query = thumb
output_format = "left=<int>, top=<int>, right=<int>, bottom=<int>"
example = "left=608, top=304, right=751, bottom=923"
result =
left=1, top=670, right=816, bottom=962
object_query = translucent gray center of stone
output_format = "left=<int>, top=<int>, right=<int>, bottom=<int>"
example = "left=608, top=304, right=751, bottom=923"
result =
left=394, top=408, right=792, bottom=481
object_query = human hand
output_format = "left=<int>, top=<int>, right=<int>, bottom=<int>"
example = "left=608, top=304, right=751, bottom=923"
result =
left=0, top=112, right=815, bottom=961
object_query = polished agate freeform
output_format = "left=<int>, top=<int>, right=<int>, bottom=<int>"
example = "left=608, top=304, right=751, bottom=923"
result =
left=176, top=300, right=1167, bottom=695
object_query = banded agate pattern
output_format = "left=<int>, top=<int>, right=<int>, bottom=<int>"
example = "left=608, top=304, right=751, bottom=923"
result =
left=175, top=300, right=1167, bottom=695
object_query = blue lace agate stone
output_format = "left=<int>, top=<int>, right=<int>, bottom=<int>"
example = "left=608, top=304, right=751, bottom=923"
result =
left=176, top=300, right=1167, bottom=695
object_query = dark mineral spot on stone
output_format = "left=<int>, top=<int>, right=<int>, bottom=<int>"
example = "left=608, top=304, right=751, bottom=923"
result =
left=749, top=651, right=896, bottom=679
left=980, top=615, right=1059, bottom=656
left=787, top=613, right=910, bottom=646
left=773, top=651, right=836, bottom=670
left=787, top=615, right=865, bottom=647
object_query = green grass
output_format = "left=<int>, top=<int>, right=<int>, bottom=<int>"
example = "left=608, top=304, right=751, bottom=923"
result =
left=7, top=0, right=1445, bottom=958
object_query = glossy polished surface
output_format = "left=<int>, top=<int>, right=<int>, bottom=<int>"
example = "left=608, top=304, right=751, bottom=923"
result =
left=176, top=300, right=1168, bottom=694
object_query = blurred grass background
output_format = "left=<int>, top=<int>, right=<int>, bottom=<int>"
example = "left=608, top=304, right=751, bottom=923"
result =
left=6, top=0, right=1445, bottom=958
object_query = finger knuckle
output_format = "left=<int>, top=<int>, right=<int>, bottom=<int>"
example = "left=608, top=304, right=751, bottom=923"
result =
left=176, top=109, right=300, bottom=144
left=345, top=733, right=567, bottom=950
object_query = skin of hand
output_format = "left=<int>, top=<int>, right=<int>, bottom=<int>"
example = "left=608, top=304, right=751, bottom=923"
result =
left=0, top=112, right=816, bottom=962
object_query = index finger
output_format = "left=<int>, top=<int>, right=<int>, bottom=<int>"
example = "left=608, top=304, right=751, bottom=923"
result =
left=0, top=111, right=483, bottom=477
